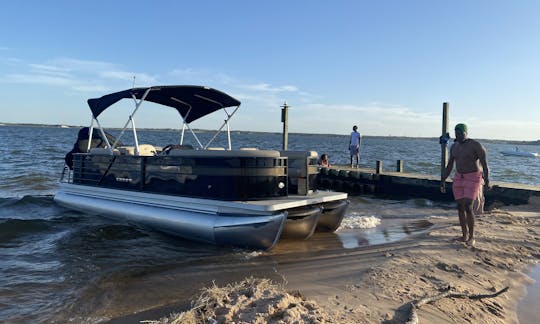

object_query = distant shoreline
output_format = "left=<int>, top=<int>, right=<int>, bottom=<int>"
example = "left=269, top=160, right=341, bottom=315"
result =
left=1, top=122, right=539, bottom=144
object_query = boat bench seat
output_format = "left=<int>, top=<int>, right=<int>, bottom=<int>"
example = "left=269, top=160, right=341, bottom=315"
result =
left=88, top=147, right=120, bottom=155
left=168, top=149, right=281, bottom=158
left=117, top=144, right=157, bottom=156
left=280, top=151, right=319, bottom=195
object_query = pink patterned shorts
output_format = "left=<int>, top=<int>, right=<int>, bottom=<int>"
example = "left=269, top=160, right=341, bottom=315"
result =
left=452, top=171, right=482, bottom=200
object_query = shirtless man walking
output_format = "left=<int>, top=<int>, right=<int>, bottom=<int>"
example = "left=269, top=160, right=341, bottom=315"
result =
left=441, top=123, right=490, bottom=246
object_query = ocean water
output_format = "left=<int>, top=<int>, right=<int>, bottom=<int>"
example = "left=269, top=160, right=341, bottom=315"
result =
left=1, top=125, right=539, bottom=322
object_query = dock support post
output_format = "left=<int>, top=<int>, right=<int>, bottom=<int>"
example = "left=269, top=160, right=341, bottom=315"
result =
left=396, top=160, right=403, bottom=172
left=376, top=160, right=383, bottom=174
left=440, top=102, right=449, bottom=180
left=281, top=102, right=289, bottom=151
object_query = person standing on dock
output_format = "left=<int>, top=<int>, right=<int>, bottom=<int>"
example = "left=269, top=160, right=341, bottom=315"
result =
left=349, top=125, right=362, bottom=168
left=440, top=123, right=490, bottom=246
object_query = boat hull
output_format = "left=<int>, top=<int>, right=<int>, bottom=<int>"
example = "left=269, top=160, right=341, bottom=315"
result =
left=54, top=184, right=286, bottom=250
left=280, top=205, right=322, bottom=240
left=317, top=199, right=350, bottom=232
left=500, top=151, right=539, bottom=157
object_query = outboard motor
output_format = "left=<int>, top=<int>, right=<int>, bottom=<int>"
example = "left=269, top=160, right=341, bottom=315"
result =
left=64, top=127, right=121, bottom=169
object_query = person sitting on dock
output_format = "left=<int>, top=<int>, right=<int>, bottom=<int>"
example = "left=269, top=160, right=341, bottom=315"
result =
left=349, top=125, right=362, bottom=168
left=318, top=154, right=331, bottom=167
left=440, top=123, right=490, bottom=246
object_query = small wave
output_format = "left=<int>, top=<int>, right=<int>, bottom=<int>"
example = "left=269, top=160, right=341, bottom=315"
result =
left=65, top=224, right=149, bottom=244
left=339, top=215, right=381, bottom=229
left=0, top=218, right=53, bottom=244
left=0, top=173, right=59, bottom=198
left=0, top=195, right=54, bottom=207
left=243, top=251, right=264, bottom=259
left=408, top=198, right=434, bottom=207
left=0, top=195, right=60, bottom=220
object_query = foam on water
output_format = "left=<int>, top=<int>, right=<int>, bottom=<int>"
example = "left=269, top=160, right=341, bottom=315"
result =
left=339, top=215, right=381, bottom=229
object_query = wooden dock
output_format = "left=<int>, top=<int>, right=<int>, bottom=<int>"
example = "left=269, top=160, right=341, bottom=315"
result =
left=317, top=165, right=540, bottom=207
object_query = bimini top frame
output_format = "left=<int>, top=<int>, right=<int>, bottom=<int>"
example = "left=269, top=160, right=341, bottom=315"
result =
left=84, top=85, right=241, bottom=154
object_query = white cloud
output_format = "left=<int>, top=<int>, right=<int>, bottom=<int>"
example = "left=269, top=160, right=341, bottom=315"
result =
left=238, top=83, right=298, bottom=93
left=71, top=85, right=109, bottom=92
left=169, top=68, right=238, bottom=85
left=5, top=73, right=73, bottom=86
left=0, top=56, right=159, bottom=93
left=28, top=63, right=72, bottom=78
left=48, top=57, right=116, bottom=72
left=98, top=70, right=158, bottom=85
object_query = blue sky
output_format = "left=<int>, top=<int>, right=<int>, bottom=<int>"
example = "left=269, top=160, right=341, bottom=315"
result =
left=1, top=1, right=540, bottom=140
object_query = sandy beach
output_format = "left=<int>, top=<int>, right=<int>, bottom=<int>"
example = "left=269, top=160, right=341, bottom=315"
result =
left=103, top=198, right=540, bottom=324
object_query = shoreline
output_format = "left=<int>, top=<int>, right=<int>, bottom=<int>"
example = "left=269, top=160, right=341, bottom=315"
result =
left=103, top=200, right=540, bottom=323
left=2, top=123, right=539, bottom=144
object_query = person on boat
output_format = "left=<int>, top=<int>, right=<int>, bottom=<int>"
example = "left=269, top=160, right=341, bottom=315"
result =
left=440, top=123, right=490, bottom=246
left=319, top=154, right=331, bottom=167
left=349, top=125, right=362, bottom=168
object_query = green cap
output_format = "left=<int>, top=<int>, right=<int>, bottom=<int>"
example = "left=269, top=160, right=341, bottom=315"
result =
left=455, top=123, right=468, bottom=134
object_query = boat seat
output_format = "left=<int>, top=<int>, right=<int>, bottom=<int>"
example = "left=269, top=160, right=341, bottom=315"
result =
left=281, top=151, right=318, bottom=173
left=117, top=144, right=157, bottom=156
left=280, top=150, right=318, bottom=160
left=168, top=149, right=281, bottom=158
left=138, top=144, right=158, bottom=156
left=88, top=147, right=120, bottom=155
left=280, top=151, right=319, bottom=195
left=160, top=144, right=193, bottom=155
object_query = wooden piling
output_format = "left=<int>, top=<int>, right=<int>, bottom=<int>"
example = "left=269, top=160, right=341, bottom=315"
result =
left=396, top=160, right=403, bottom=172
left=281, top=102, right=289, bottom=150
left=441, top=102, right=449, bottom=180
left=376, top=160, right=383, bottom=174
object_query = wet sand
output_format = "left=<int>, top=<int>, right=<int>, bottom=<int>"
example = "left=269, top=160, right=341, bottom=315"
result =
left=102, top=200, right=540, bottom=324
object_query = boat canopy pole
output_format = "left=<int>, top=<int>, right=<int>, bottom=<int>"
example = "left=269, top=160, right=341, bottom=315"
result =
left=170, top=101, right=204, bottom=149
left=131, top=116, right=140, bottom=155
left=204, top=106, right=239, bottom=149
left=180, top=122, right=186, bottom=145
left=107, top=88, right=152, bottom=153
left=86, top=117, right=95, bottom=152
left=227, top=116, right=231, bottom=150
left=94, top=118, right=113, bottom=153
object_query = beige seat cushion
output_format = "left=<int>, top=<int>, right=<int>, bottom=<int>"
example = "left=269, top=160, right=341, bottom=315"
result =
left=118, top=145, right=157, bottom=156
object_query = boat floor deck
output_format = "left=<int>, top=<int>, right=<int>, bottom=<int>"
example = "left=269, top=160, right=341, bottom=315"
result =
left=234, top=191, right=348, bottom=211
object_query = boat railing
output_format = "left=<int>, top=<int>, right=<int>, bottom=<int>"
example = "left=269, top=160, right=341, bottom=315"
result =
left=70, top=151, right=289, bottom=200
left=60, top=165, right=73, bottom=183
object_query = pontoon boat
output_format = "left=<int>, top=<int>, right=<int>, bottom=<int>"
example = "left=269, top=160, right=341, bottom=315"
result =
left=54, top=86, right=348, bottom=250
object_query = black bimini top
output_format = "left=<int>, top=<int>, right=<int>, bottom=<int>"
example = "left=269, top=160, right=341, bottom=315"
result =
left=87, top=85, right=241, bottom=123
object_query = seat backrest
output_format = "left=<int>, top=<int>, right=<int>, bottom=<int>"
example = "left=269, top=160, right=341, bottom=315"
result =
left=117, top=144, right=157, bottom=156
left=89, top=147, right=120, bottom=155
